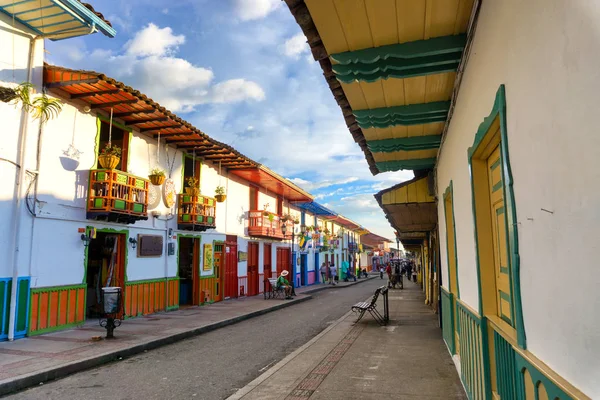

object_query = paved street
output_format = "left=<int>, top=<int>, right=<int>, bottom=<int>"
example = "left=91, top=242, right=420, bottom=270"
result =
left=6, top=280, right=384, bottom=400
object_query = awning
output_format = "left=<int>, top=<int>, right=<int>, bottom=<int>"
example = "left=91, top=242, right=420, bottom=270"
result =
left=0, top=0, right=115, bottom=39
left=229, top=166, right=313, bottom=203
left=361, top=232, right=392, bottom=247
left=44, top=64, right=258, bottom=170
left=328, top=215, right=362, bottom=231
left=292, top=201, right=337, bottom=217
left=285, top=0, right=476, bottom=174
left=374, top=176, right=437, bottom=234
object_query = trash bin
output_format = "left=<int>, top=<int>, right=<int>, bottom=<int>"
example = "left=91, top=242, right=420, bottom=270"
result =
left=102, top=287, right=121, bottom=314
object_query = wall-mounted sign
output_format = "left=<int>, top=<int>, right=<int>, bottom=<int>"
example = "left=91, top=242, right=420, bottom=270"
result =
left=203, top=244, right=213, bottom=271
left=226, top=247, right=230, bottom=253
left=138, top=235, right=163, bottom=257
left=238, top=251, right=247, bottom=262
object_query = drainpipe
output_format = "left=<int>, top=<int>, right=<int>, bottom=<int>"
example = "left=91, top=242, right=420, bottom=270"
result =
left=8, top=35, right=37, bottom=341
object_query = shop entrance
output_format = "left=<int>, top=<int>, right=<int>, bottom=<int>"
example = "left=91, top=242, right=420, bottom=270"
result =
left=213, top=243, right=224, bottom=303
left=300, top=254, right=307, bottom=286
left=263, top=243, right=272, bottom=279
left=247, top=242, right=259, bottom=296
left=224, top=235, right=238, bottom=299
left=178, top=237, right=199, bottom=307
left=85, top=231, right=126, bottom=319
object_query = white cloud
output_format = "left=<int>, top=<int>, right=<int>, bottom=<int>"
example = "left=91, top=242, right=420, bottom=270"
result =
left=234, top=0, right=280, bottom=21
left=124, top=23, right=185, bottom=57
left=211, top=79, right=265, bottom=103
left=289, top=177, right=359, bottom=192
left=283, top=33, right=310, bottom=59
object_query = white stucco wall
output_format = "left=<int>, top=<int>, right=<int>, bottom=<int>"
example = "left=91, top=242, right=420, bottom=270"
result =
left=0, top=15, right=44, bottom=279
left=436, top=0, right=600, bottom=396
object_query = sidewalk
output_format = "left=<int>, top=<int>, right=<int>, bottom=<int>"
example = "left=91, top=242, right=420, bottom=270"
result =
left=0, top=276, right=376, bottom=396
left=297, top=275, right=377, bottom=295
left=229, top=279, right=466, bottom=400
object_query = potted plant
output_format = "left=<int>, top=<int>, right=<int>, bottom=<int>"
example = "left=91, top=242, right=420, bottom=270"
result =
left=186, top=176, right=200, bottom=196
left=1, top=82, right=63, bottom=123
left=98, top=143, right=121, bottom=169
left=268, top=213, right=275, bottom=222
left=293, top=216, right=300, bottom=224
left=215, top=185, right=226, bottom=202
left=262, top=203, right=270, bottom=216
left=148, top=167, right=166, bottom=186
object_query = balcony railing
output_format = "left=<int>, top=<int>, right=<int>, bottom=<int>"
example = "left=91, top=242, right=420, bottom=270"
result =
left=87, top=169, right=149, bottom=223
left=177, top=194, right=216, bottom=231
left=247, top=211, right=292, bottom=240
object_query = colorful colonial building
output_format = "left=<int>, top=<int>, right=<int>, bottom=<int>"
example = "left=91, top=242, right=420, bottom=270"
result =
left=287, top=0, right=598, bottom=399
left=1, top=2, right=375, bottom=341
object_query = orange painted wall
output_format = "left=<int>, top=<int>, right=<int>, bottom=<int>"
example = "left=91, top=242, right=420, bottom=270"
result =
left=199, top=277, right=216, bottom=304
left=125, top=278, right=179, bottom=317
left=29, top=285, right=86, bottom=335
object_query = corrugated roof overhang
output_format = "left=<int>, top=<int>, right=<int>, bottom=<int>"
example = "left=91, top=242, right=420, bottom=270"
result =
left=229, top=166, right=313, bottom=203
left=291, top=201, right=337, bottom=217
left=0, top=0, right=115, bottom=39
left=374, top=176, right=437, bottom=234
left=285, top=0, right=476, bottom=175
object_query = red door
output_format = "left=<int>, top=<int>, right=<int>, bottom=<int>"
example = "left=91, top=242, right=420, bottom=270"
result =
left=247, top=242, right=259, bottom=296
left=224, top=236, right=238, bottom=299
left=264, top=244, right=272, bottom=279
left=276, top=247, right=291, bottom=279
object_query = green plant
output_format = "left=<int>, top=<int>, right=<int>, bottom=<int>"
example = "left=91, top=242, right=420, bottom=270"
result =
left=268, top=213, right=275, bottom=222
left=31, top=95, right=62, bottom=123
left=0, top=83, right=62, bottom=123
left=186, top=176, right=199, bottom=188
left=100, top=143, right=121, bottom=157
left=293, top=217, right=299, bottom=224
left=149, top=167, right=165, bottom=176
left=215, top=185, right=225, bottom=195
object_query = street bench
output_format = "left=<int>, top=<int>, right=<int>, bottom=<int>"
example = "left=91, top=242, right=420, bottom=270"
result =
left=264, top=278, right=285, bottom=299
left=351, top=286, right=389, bottom=325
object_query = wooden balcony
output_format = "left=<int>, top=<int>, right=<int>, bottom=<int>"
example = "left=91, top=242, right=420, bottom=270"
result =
left=87, top=169, right=149, bottom=223
left=177, top=194, right=216, bottom=231
left=247, top=211, right=292, bottom=241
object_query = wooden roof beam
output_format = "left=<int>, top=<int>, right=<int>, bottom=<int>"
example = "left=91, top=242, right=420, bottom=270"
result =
left=124, top=117, right=170, bottom=126
left=139, top=124, right=183, bottom=132
left=90, top=99, right=139, bottom=109
left=114, top=109, right=158, bottom=118
left=46, top=78, right=99, bottom=88
left=70, top=89, right=120, bottom=99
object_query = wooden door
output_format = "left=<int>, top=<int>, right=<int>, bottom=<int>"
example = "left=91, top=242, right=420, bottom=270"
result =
left=224, top=237, right=238, bottom=299
left=213, top=243, right=224, bottom=302
left=276, top=247, right=284, bottom=276
left=247, top=242, right=259, bottom=296
left=300, top=254, right=307, bottom=286
left=487, top=146, right=513, bottom=324
left=444, top=190, right=460, bottom=354
left=264, top=244, right=272, bottom=279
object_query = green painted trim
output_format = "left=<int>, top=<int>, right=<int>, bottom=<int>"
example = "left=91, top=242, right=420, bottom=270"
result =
left=376, top=158, right=436, bottom=172
left=30, top=283, right=87, bottom=293
left=443, top=181, right=460, bottom=299
left=499, top=290, right=511, bottom=302
left=199, top=275, right=216, bottom=280
left=500, top=266, right=509, bottom=274
left=514, top=352, right=577, bottom=400
left=332, top=35, right=467, bottom=65
left=98, top=114, right=132, bottom=133
left=490, top=157, right=501, bottom=171
left=125, top=278, right=171, bottom=286
left=492, top=180, right=503, bottom=193
left=83, top=227, right=129, bottom=284
left=331, top=35, right=466, bottom=84
left=440, top=287, right=455, bottom=354
left=496, top=206, right=505, bottom=216
left=354, top=101, right=450, bottom=129
left=467, top=84, right=526, bottom=349
left=28, top=321, right=83, bottom=336
left=94, top=117, right=101, bottom=168
left=367, top=135, right=442, bottom=153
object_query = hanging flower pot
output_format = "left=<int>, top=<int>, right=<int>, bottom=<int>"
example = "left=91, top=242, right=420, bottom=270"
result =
left=98, top=143, right=121, bottom=169
left=148, top=167, right=166, bottom=186
left=98, top=154, right=120, bottom=169
left=190, top=187, right=200, bottom=196
left=215, top=185, right=226, bottom=202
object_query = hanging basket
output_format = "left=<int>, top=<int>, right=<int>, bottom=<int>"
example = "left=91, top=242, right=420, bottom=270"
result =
left=215, top=194, right=227, bottom=203
left=149, top=174, right=166, bottom=186
left=98, top=154, right=120, bottom=169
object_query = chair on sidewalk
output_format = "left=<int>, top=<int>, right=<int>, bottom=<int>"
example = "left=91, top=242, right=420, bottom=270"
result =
left=264, top=278, right=285, bottom=299
left=351, top=286, right=389, bottom=325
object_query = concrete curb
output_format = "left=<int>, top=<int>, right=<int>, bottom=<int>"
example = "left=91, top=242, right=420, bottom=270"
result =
left=300, top=275, right=378, bottom=295
left=0, top=295, right=313, bottom=397
left=226, top=309, right=355, bottom=400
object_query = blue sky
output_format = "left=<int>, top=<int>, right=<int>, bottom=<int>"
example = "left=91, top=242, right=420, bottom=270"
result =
left=46, top=0, right=414, bottom=240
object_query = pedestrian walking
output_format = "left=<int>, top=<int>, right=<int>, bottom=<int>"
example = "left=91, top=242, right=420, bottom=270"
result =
left=385, top=263, right=392, bottom=287
left=394, top=261, right=403, bottom=289
left=329, top=262, right=337, bottom=285
left=320, top=262, right=328, bottom=284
